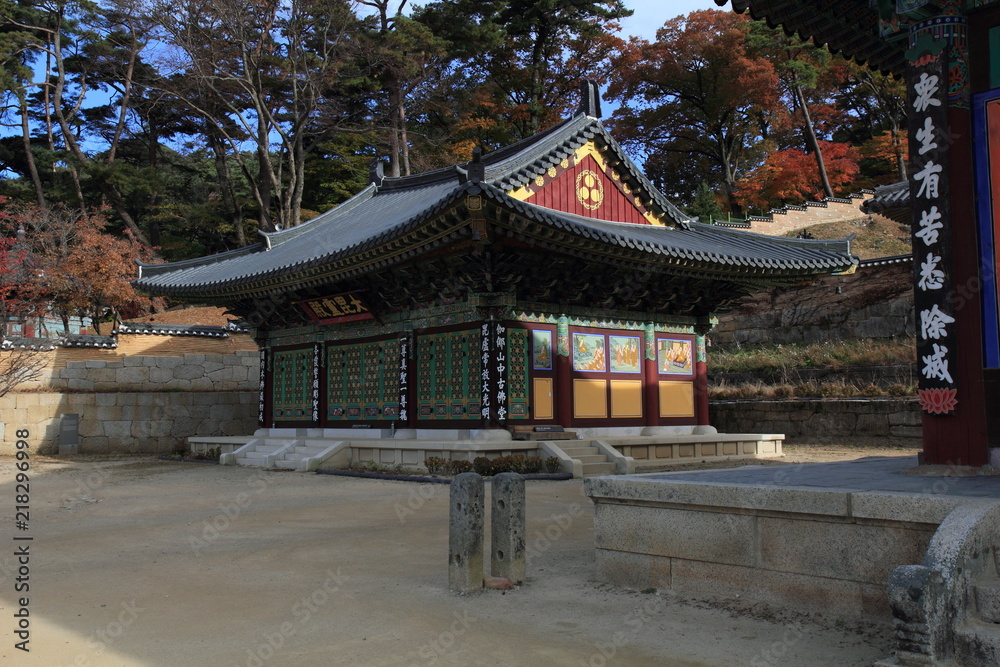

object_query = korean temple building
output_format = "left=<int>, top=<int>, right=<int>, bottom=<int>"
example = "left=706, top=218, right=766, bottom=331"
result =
left=135, top=84, right=857, bottom=439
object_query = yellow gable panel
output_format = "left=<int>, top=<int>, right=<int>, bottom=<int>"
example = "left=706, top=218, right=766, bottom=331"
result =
left=507, top=142, right=665, bottom=226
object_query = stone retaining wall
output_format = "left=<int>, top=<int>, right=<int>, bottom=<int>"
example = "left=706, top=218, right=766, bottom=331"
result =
left=711, top=261, right=914, bottom=346
left=48, top=351, right=259, bottom=391
left=1, top=350, right=261, bottom=455
left=0, top=391, right=258, bottom=455
left=710, top=397, right=921, bottom=441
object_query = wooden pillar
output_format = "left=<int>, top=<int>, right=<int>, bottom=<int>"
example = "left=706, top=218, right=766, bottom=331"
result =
left=643, top=324, right=659, bottom=427
left=695, top=334, right=710, bottom=426
left=258, top=348, right=271, bottom=429
left=555, top=316, right=573, bottom=426
left=907, top=23, right=989, bottom=465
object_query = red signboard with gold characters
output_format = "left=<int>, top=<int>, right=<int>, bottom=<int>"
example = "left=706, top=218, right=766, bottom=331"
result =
left=297, top=292, right=373, bottom=325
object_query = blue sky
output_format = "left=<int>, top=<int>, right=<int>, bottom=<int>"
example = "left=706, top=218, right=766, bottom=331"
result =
left=618, top=0, right=729, bottom=40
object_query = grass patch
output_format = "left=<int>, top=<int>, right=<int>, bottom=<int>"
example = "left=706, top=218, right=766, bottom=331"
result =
left=710, top=379, right=916, bottom=400
left=710, top=337, right=916, bottom=374
left=787, top=216, right=911, bottom=260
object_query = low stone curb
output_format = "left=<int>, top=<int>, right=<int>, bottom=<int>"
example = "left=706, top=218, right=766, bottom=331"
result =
left=156, top=455, right=219, bottom=464
left=315, top=469, right=573, bottom=483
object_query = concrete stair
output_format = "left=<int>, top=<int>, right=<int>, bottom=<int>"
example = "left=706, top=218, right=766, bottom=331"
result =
left=234, top=439, right=298, bottom=468
left=273, top=442, right=333, bottom=469
left=220, top=437, right=350, bottom=472
left=559, top=444, right=615, bottom=477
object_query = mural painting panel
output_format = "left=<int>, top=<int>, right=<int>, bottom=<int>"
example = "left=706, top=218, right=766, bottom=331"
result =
left=532, top=330, right=553, bottom=370
left=573, top=333, right=607, bottom=372
left=609, top=335, right=641, bottom=373
left=657, top=338, right=693, bottom=375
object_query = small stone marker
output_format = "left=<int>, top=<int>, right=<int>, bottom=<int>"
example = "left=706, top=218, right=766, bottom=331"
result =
left=448, top=472, right=484, bottom=593
left=491, top=472, right=525, bottom=584
left=58, top=413, right=80, bottom=456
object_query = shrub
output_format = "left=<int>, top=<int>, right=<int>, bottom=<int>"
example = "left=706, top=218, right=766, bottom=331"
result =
left=545, top=456, right=561, bottom=473
left=473, top=456, right=492, bottom=476
left=447, top=459, right=472, bottom=474
left=424, top=456, right=447, bottom=475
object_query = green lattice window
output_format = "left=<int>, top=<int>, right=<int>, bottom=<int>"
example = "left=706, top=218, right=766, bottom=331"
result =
left=417, top=329, right=481, bottom=420
left=327, top=339, right=400, bottom=421
left=272, top=347, right=314, bottom=422
left=507, top=328, right=529, bottom=419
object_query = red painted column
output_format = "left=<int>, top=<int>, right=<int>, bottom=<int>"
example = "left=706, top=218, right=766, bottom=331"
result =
left=555, top=316, right=573, bottom=426
left=694, top=334, right=710, bottom=426
left=643, top=324, right=659, bottom=426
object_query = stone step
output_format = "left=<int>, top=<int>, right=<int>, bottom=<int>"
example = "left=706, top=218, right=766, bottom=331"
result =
left=236, top=457, right=265, bottom=467
left=261, top=439, right=298, bottom=447
left=289, top=446, right=328, bottom=456
left=242, top=451, right=273, bottom=459
left=248, top=445, right=285, bottom=454
left=574, top=455, right=608, bottom=464
left=274, top=460, right=299, bottom=469
left=955, top=621, right=1000, bottom=665
left=515, top=431, right=578, bottom=441
left=561, top=446, right=599, bottom=457
left=582, top=462, right=615, bottom=477
left=976, top=582, right=1000, bottom=623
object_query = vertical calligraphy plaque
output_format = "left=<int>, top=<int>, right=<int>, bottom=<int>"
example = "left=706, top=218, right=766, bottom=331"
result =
left=495, top=323, right=508, bottom=426
left=907, top=46, right=959, bottom=414
left=398, top=334, right=410, bottom=423
left=480, top=323, right=493, bottom=425
left=312, top=343, right=321, bottom=422
left=258, top=349, right=267, bottom=427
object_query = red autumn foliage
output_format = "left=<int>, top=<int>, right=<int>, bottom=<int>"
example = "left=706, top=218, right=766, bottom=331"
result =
left=735, top=141, right=861, bottom=210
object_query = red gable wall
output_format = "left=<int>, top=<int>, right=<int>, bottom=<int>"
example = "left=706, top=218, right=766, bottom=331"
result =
left=523, top=154, right=653, bottom=224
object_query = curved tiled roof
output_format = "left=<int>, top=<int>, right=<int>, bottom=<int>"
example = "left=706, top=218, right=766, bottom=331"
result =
left=480, top=184, right=854, bottom=274
left=721, top=0, right=906, bottom=75
left=137, top=178, right=463, bottom=294
left=136, top=113, right=857, bottom=299
left=861, top=180, right=910, bottom=224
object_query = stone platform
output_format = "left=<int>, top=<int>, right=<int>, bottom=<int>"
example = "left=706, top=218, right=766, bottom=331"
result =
left=584, top=457, right=1000, bottom=622
left=192, top=427, right=784, bottom=476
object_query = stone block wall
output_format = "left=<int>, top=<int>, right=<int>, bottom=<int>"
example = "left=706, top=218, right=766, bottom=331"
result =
left=744, top=196, right=874, bottom=236
left=711, top=261, right=914, bottom=346
left=710, top=398, right=922, bottom=442
left=0, top=391, right=258, bottom=455
left=49, top=351, right=260, bottom=391
left=0, top=351, right=261, bottom=455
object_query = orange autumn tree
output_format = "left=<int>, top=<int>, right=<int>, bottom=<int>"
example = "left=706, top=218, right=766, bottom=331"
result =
left=2, top=203, right=162, bottom=334
left=735, top=140, right=861, bottom=211
left=607, top=10, right=782, bottom=213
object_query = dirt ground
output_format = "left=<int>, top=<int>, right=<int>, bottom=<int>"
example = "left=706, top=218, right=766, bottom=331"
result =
left=0, top=443, right=915, bottom=667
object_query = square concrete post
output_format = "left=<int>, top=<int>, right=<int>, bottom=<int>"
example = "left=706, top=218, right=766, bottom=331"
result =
left=449, top=472, right=484, bottom=593
left=491, top=472, right=525, bottom=584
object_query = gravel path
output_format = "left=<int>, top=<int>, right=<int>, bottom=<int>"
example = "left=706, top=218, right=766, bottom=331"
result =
left=0, top=453, right=900, bottom=666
